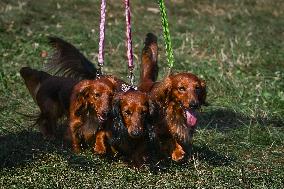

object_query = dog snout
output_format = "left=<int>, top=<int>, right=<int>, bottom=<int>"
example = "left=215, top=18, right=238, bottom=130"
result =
left=189, top=100, right=199, bottom=109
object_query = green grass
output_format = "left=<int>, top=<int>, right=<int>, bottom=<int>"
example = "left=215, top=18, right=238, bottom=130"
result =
left=0, top=0, right=283, bottom=188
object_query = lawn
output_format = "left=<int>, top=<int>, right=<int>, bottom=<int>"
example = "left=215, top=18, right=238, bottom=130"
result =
left=0, top=0, right=283, bottom=188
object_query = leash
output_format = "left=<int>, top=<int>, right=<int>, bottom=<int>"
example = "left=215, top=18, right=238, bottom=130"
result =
left=97, top=0, right=106, bottom=76
left=97, top=0, right=135, bottom=87
left=158, top=0, right=175, bottom=75
left=124, top=0, right=135, bottom=87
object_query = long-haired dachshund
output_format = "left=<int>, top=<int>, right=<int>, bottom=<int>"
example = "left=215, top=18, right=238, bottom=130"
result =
left=135, top=33, right=207, bottom=162
left=20, top=67, right=77, bottom=139
left=20, top=37, right=99, bottom=139
left=110, top=90, right=152, bottom=167
left=149, top=73, right=207, bottom=162
left=68, top=76, right=126, bottom=154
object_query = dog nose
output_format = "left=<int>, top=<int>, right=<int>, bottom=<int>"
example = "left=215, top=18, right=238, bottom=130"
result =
left=189, top=100, right=199, bottom=109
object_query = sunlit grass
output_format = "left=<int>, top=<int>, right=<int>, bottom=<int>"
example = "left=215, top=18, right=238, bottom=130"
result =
left=0, top=0, right=283, bottom=188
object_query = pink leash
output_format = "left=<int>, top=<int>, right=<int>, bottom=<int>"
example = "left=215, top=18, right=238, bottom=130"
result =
left=97, top=0, right=106, bottom=76
left=98, top=0, right=135, bottom=87
left=124, top=0, right=135, bottom=86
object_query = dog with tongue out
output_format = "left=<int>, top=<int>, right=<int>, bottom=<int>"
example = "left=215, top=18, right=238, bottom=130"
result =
left=149, top=72, right=207, bottom=162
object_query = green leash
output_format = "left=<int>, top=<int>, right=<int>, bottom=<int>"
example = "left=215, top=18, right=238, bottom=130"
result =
left=158, top=0, right=175, bottom=74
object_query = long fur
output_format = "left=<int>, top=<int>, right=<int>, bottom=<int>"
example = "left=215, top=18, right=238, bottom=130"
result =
left=68, top=77, right=129, bottom=154
left=149, top=73, right=207, bottom=161
left=138, top=33, right=159, bottom=92
left=20, top=67, right=77, bottom=138
left=20, top=67, right=51, bottom=102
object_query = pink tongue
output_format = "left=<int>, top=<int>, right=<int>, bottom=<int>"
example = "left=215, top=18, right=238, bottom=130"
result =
left=186, top=110, right=197, bottom=127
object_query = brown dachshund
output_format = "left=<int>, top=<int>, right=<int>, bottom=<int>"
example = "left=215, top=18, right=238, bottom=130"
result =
left=136, top=33, right=207, bottom=163
left=20, top=67, right=77, bottom=139
left=149, top=73, right=207, bottom=162
left=68, top=76, right=127, bottom=154
left=20, top=37, right=99, bottom=139
left=110, top=90, right=152, bottom=167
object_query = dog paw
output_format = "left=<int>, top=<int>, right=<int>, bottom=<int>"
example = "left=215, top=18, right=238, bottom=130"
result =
left=72, top=145, right=81, bottom=154
left=93, top=143, right=106, bottom=155
left=171, top=148, right=185, bottom=162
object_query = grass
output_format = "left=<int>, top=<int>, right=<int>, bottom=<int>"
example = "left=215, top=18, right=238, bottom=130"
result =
left=0, top=0, right=283, bottom=188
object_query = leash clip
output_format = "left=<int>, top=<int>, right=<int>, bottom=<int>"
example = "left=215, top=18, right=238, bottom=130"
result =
left=96, top=63, right=103, bottom=77
left=127, top=68, right=135, bottom=88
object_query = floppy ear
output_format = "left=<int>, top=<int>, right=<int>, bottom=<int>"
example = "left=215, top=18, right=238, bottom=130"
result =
left=111, top=96, right=127, bottom=145
left=199, top=79, right=208, bottom=106
left=151, top=76, right=172, bottom=107
left=72, top=87, right=90, bottom=117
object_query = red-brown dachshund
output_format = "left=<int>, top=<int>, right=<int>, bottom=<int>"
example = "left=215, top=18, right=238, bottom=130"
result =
left=136, top=33, right=207, bottom=162
left=68, top=76, right=126, bottom=154
left=20, top=37, right=99, bottom=139
left=110, top=90, right=152, bottom=167
left=149, top=73, right=207, bottom=162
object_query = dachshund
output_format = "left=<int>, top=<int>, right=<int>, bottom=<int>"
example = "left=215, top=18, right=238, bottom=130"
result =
left=136, top=33, right=207, bottom=163
left=149, top=73, right=207, bottom=162
left=20, top=67, right=77, bottom=139
left=20, top=37, right=99, bottom=139
left=68, top=76, right=127, bottom=154
left=110, top=90, right=152, bottom=167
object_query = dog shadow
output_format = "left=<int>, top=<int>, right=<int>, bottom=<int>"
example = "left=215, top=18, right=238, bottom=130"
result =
left=155, top=107, right=283, bottom=171
left=0, top=130, right=98, bottom=170
left=192, top=144, right=234, bottom=166
left=197, top=107, right=282, bottom=132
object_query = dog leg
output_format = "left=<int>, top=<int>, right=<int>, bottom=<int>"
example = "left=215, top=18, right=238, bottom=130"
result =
left=70, top=119, right=83, bottom=153
left=171, top=141, right=185, bottom=162
left=93, top=131, right=107, bottom=155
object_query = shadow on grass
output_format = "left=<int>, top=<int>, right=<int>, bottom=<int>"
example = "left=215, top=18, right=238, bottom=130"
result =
left=198, top=108, right=283, bottom=132
left=2, top=108, right=280, bottom=171
left=193, top=145, right=234, bottom=166
left=0, top=130, right=98, bottom=170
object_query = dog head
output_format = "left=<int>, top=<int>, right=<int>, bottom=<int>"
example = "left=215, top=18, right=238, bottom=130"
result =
left=112, top=90, right=149, bottom=139
left=73, top=78, right=117, bottom=122
left=169, top=73, right=206, bottom=110
left=152, top=72, right=207, bottom=127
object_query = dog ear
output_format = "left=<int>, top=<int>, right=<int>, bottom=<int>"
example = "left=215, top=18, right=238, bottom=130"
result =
left=111, top=96, right=127, bottom=145
left=199, top=79, right=208, bottom=106
left=151, top=76, right=172, bottom=107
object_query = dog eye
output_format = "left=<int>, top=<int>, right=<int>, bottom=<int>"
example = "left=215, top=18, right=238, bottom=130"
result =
left=94, top=93, right=101, bottom=98
left=124, top=110, right=131, bottom=115
left=178, top=86, right=186, bottom=92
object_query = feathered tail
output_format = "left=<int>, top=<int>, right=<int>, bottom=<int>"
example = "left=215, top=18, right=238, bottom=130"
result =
left=46, top=37, right=97, bottom=79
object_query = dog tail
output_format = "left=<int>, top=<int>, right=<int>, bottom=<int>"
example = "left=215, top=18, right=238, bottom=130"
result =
left=20, top=67, right=51, bottom=102
left=140, top=33, right=158, bottom=83
left=46, top=37, right=97, bottom=80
